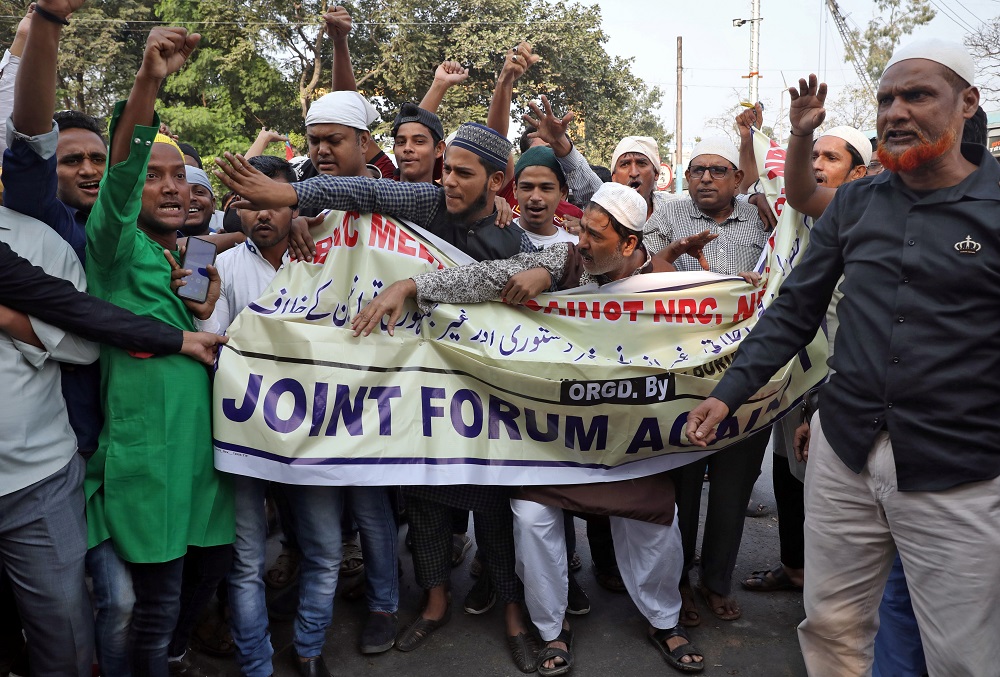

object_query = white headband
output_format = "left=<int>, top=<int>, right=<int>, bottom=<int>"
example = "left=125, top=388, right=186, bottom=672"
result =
left=305, top=91, right=380, bottom=130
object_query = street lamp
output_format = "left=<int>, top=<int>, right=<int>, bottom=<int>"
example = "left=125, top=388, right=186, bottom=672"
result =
left=733, top=0, right=763, bottom=103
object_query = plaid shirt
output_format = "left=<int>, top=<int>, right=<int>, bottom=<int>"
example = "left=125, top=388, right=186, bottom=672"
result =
left=292, top=175, right=538, bottom=254
left=642, top=197, right=766, bottom=275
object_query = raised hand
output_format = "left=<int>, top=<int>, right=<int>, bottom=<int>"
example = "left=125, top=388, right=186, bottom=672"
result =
left=180, top=331, right=228, bottom=366
left=33, top=0, right=82, bottom=21
left=788, top=74, right=827, bottom=137
left=434, top=60, right=470, bottom=87
left=138, top=26, right=200, bottom=82
left=501, top=42, right=540, bottom=82
left=735, top=102, right=764, bottom=141
left=522, top=94, right=573, bottom=156
left=256, top=127, right=288, bottom=145
left=351, top=279, right=417, bottom=337
left=324, top=6, right=352, bottom=41
left=214, top=152, right=298, bottom=210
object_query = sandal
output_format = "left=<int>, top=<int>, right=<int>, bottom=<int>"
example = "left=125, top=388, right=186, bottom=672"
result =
left=696, top=584, right=741, bottom=621
left=647, top=625, right=705, bottom=673
left=191, top=608, right=235, bottom=658
left=507, top=631, right=540, bottom=673
left=395, top=602, right=452, bottom=652
left=741, top=565, right=802, bottom=592
left=593, top=565, right=626, bottom=593
left=569, top=551, right=582, bottom=572
left=537, top=627, right=573, bottom=676
left=341, top=539, right=365, bottom=576
left=264, top=548, right=301, bottom=590
left=745, top=501, right=771, bottom=518
left=678, top=584, right=701, bottom=627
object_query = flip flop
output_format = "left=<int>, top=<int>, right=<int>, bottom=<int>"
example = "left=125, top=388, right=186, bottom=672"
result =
left=537, top=627, right=573, bottom=677
left=741, top=565, right=803, bottom=592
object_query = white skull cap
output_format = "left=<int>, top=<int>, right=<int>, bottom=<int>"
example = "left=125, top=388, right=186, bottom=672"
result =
left=590, top=182, right=647, bottom=232
left=822, top=126, right=873, bottom=166
left=690, top=136, right=740, bottom=169
left=883, top=38, right=975, bottom=87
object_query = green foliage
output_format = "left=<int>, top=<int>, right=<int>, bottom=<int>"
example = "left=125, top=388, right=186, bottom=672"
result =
left=0, top=0, right=669, bottom=168
left=849, top=0, right=936, bottom=83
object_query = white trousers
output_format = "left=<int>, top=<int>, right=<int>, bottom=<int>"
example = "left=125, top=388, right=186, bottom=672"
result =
left=511, top=498, right=683, bottom=641
left=800, top=413, right=1000, bottom=677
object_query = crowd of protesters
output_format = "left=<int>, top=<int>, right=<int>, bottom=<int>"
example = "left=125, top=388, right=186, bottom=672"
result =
left=0, top=1, right=995, bottom=676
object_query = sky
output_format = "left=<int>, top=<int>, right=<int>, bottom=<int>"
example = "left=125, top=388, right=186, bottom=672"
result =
left=590, top=0, right=996, bottom=151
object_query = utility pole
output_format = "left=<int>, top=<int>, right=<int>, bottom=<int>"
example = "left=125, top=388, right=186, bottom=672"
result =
left=675, top=36, right=683, bottom=194
left=749, top=0, right=761, bottom=103
left=734, top=2, right=763, bottom=103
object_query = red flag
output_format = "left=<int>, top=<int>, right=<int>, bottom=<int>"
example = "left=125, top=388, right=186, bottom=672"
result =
left=285, top=139, right=294, bottom=160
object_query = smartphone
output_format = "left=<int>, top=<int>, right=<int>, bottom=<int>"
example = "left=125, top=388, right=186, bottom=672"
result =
left=177, top=236, right=217, bottom=303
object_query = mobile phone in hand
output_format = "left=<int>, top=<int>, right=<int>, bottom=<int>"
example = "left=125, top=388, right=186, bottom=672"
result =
left=177, top=236, right=217, bottom=304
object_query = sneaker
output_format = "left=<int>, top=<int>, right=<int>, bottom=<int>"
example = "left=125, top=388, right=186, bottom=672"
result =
left=451, top=533, right=472, bottom=567
left=359, top=611, right=397, bottom=654
left=567, top=574, right=591, bottom=615
left=463, top=573, right=496, bottom=614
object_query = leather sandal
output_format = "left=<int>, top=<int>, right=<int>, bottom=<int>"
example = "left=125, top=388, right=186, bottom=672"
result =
left=647, top=625, right=705, bottom=673
left=536, top=627, right=573, bottom=676
left=507, top=630, right=540, bottom=673
left=395, top=602, right=451, bottom=652
left=741, top=565, right=802, bottom=592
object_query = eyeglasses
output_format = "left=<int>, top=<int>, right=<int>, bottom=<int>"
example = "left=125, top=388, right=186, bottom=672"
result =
left=688, top=165, right=732, bottom=179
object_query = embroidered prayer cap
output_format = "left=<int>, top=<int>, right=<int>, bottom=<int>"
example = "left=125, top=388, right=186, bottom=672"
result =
left=449, top=122, right=512, bottom=170
left=185, top=166, right=214, bottom=195
left=690, top=136, right=740, bottom=169
left=883, top=38, right=975, bottom=87
left=513, top=145, right=566, bottom=185
left=611, top=136, right=661, bottom=175
left=590, top=182, right=647, bottom=232
left=304, top=91, right=380, bottom=130
left=821, top=126, right=873, bottom=167
left=154, top=133, right=184, bottom=160
left=392, top=102, right=445, bottom=144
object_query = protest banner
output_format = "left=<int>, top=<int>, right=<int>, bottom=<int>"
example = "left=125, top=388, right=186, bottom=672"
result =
left=213, top=129, right=828, bottom=485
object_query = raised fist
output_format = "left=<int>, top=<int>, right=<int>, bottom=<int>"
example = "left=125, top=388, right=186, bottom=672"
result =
left=138, top=26, right=200, bottom=81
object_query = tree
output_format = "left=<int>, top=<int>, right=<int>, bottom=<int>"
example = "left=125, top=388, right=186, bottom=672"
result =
left=848, top=0, right=936, bottom=84
left=966, top=18, right=1000, bottom=97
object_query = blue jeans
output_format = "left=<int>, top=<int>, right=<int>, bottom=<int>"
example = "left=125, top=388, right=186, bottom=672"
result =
left=873, top=554, right=927, bottom=677
left=229, top=477, right=344, bottom=677
left=346, top=487, right=399, bottom=613
left=88, top=539, right=135, bottom=677
left=0, top=456, right=92, bottom=676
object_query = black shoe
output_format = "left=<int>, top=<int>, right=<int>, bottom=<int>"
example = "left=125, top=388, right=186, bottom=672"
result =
left=463, top=573, right=497, bottom=614
left=567, top=574, right=591, bottom=616
left=359, top=611, right=398, bottom=654
left=294, top=654, right=331, bottom=677
left=168, top=652, right=221, bottom=677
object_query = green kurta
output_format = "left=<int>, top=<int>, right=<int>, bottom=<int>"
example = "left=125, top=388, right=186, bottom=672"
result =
left=84, top=102, right=234, bottom=563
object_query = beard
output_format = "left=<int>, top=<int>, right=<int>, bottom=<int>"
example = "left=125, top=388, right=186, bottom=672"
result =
left=877, top=128, right=956, bottom=174
left=449, top=181, right=490, bottom=223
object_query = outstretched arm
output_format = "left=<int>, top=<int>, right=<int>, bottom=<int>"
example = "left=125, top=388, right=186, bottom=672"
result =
left=784, top=74, right=836, bottom=219
left=327, top=6, right=356, bottom=92
left=486, top=43, right=538, bottom=137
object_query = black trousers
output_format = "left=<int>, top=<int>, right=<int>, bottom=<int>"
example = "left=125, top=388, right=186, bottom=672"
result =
left=772, top=452, right=806, bottom=569
left=669, top=427, right=770, bottom=595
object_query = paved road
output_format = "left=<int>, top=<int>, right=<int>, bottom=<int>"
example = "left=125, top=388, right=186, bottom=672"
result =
left=200, top=452, right=808, bottom=676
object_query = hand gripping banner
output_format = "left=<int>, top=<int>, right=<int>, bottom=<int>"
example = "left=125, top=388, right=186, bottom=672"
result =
left=213, top=129, right=829, bottom=485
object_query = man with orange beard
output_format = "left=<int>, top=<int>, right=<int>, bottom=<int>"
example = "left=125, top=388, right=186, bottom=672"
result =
left=685, top=39, right=1000, bottom=676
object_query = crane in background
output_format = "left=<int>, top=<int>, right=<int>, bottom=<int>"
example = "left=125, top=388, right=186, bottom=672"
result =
left=825, top=0, right=878, bottom=102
